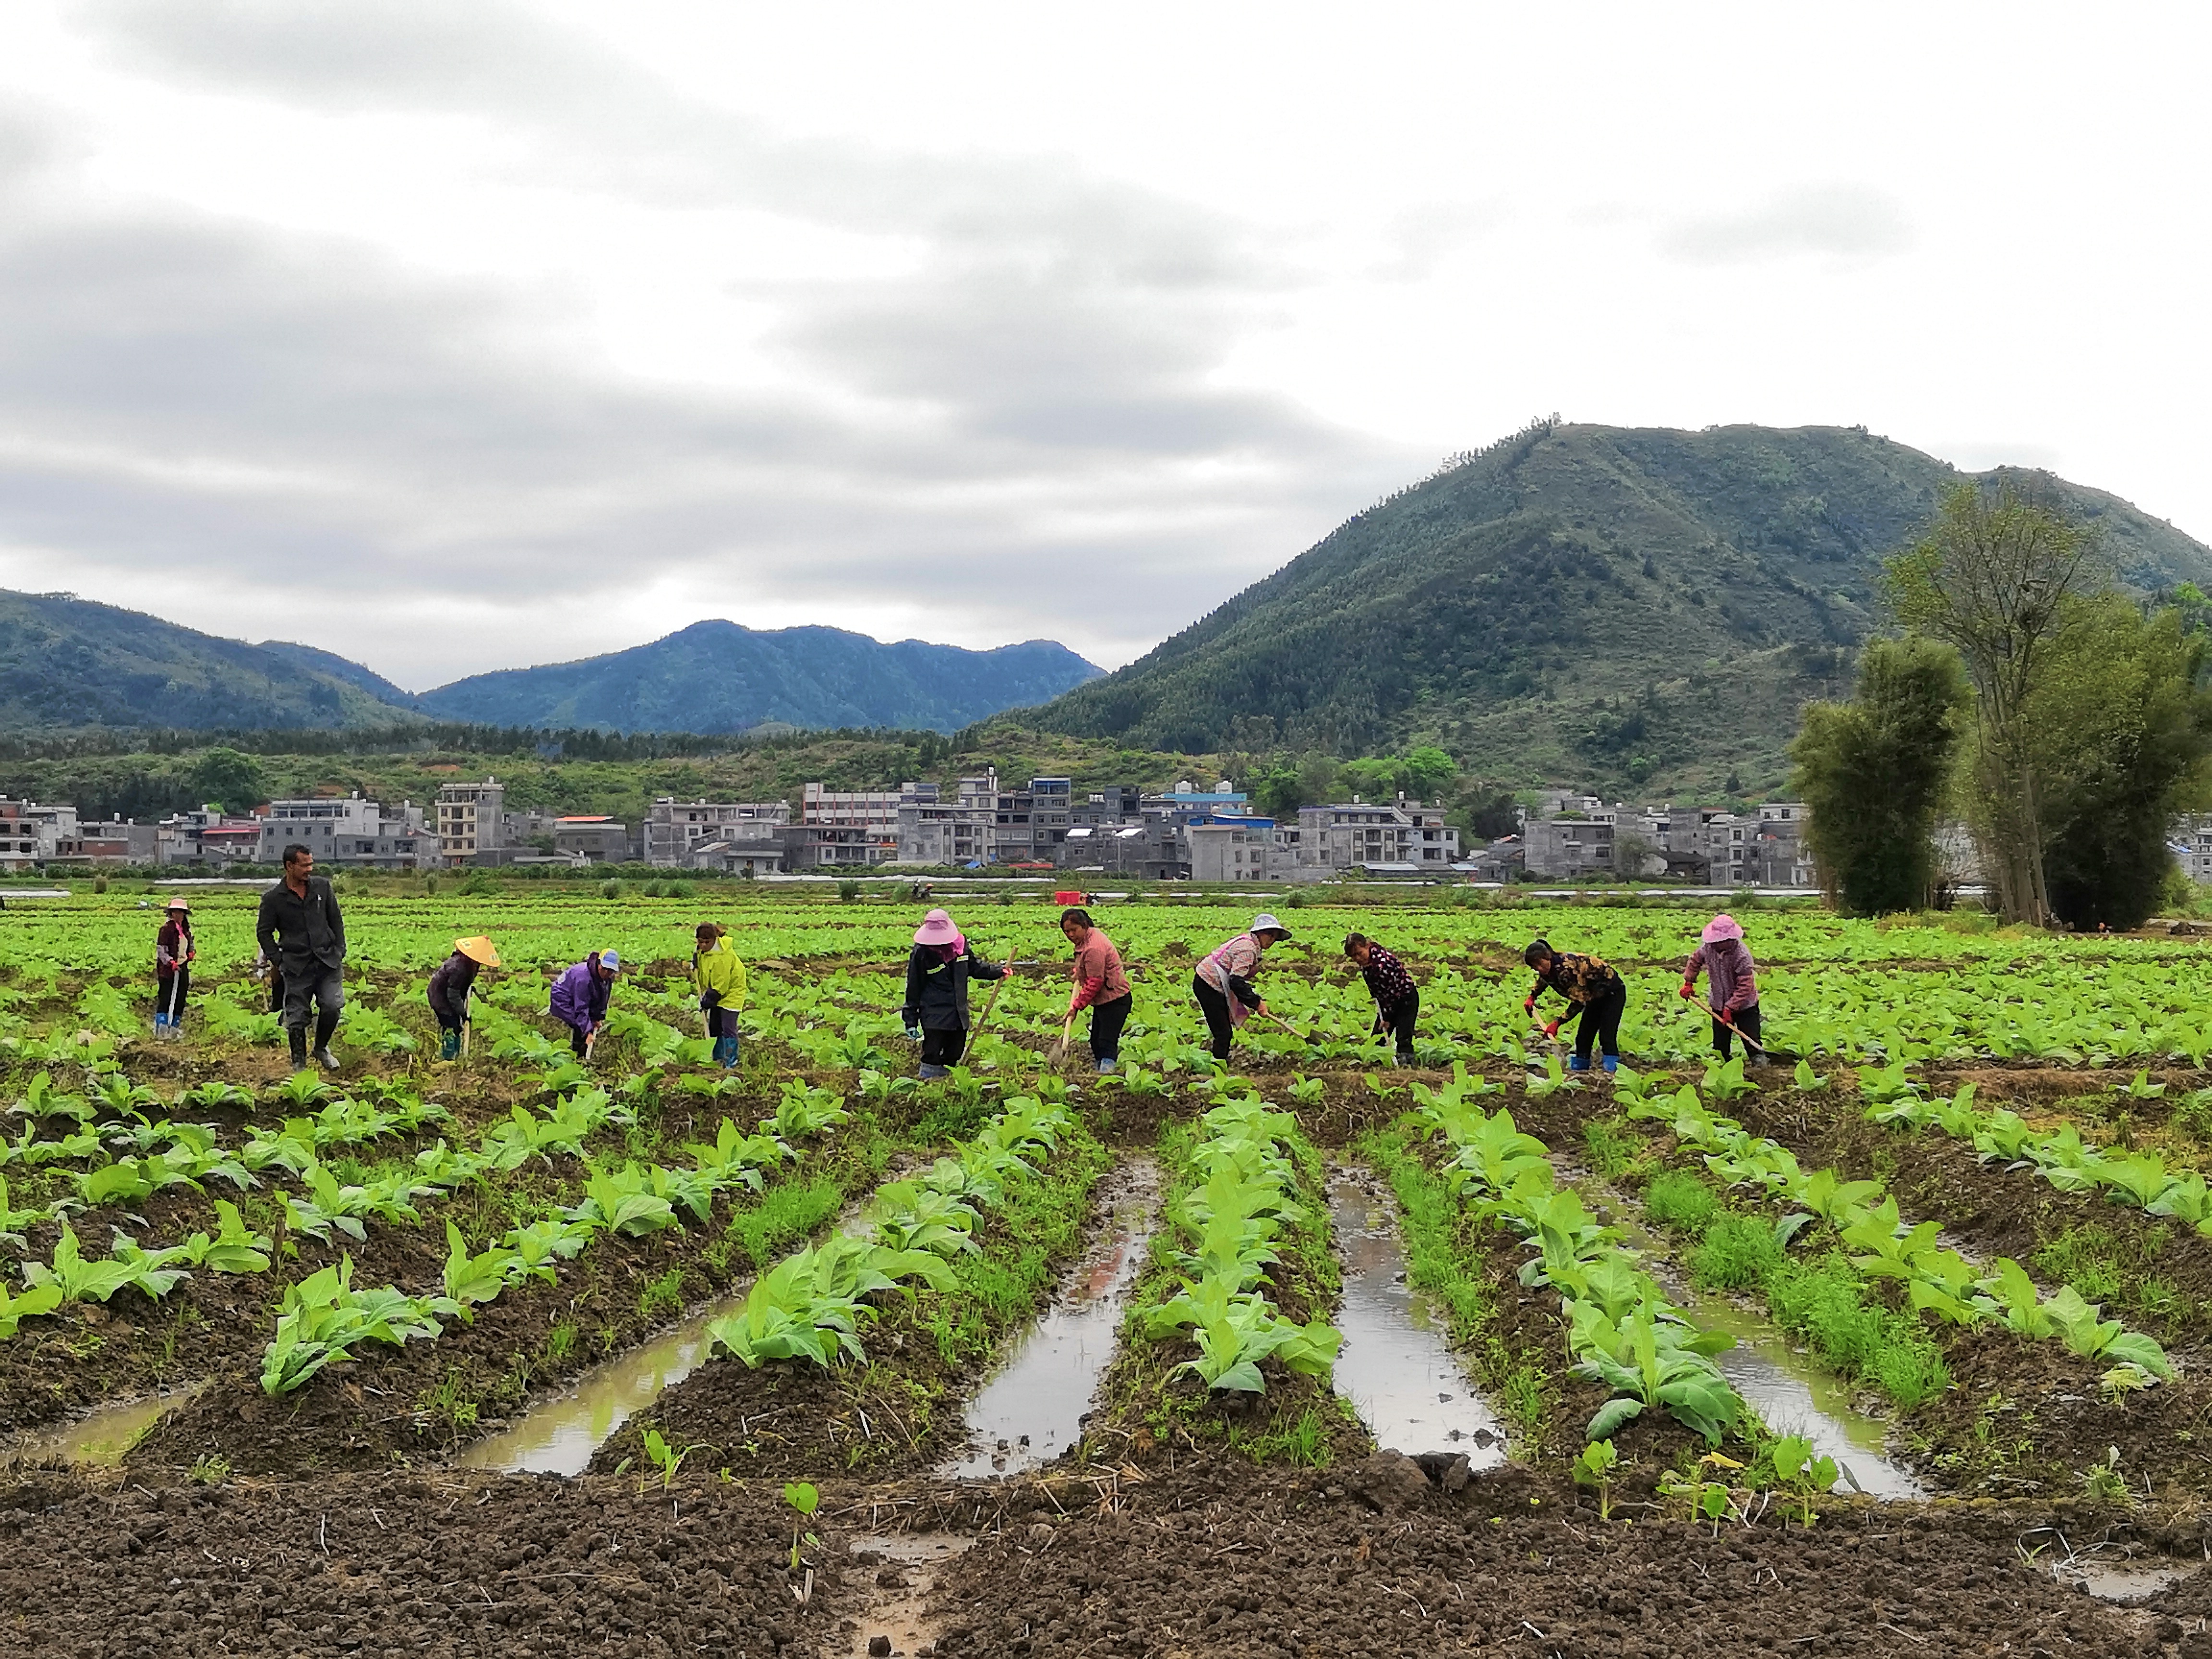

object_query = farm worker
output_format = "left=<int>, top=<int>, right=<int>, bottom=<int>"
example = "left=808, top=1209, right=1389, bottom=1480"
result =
left=901, top=908, right=1005, bottom=1079
left=154, top=898, right=195, bottom=1033
left=1192, top=913, right=1291, bottom=1063
left=1523, top=937, right=1626, bottom=1073
left=1681, top=913, right=1764, bottom=1065
left=1344, top=932, right=1419, bottom=1068
left=428, top=936, right=499, bottom=1061
left=1060, top=907, right=1131, bottom=1074
left=550, top=949, right=621, bottom=1059
left=256, top=843, right=347, bottom=1072
left=693, top=922, right=748, bottom=1070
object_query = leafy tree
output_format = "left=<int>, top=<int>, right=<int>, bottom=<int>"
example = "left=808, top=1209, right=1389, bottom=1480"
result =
left=187, top=747, right=268, bottom=814
left=1790, top=639, right=1970, bottom=915
left=1402, top=745, right=1457, bottom=799
left=2030, top=599, right=2212, bottom=930
left=1883, top=481, right=2104, bottom=925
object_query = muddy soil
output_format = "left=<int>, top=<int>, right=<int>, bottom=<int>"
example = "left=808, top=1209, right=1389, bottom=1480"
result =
left=926, top=1455, right=2196, bottom=1659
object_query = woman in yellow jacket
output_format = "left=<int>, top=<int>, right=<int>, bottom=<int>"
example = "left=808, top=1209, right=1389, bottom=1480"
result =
left=693, top=922, right=748, bottom=1069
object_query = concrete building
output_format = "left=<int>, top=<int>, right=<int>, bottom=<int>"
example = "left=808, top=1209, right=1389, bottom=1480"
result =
left=1072, top=786, right=1142, bottom=826
left=51, top=820, right=158, bottom=865
left=646, top=798, right=790, bottom=867
left=792, top=783, right=905, bottom=866
left=436, top=779, right=506, bottom=866
left=0, top=797, right=76, bottom=867
left=258, top=796, right=434, bottom=869
left=1188, top=818, right=1278, bottom=882
left=1281, top=799, right=1462, bottom=878
left=1057, top=817, right=1189, bottom=879
left=553, top=816, right=633, bottom=863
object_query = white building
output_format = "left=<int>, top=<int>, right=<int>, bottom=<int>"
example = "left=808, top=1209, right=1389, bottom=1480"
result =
left=1281, top=799, right=1460, bottom=878
left=1188, top=819, right=1278, bottom=881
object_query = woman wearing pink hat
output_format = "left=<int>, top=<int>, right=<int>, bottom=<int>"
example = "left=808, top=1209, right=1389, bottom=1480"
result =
left=901, top=908, right=1006, bottom=1078
left=1681, top=914, right=1764, bottom=1064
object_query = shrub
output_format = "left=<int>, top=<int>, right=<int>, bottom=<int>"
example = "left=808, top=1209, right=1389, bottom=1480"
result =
left=1688, top=1214, right=1786, bottom=1291
left=837, top=879, right=861, bottom=903
left=601, top=879, right=623, bottom=899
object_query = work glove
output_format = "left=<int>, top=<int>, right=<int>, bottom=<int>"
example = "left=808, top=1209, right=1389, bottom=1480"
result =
left=1522, top=998, right=1535, bottom=1017
left=1543, top=1020, right=1562, bottom=1040
left=700, top=989, right=721, bottom=1013
left=1679, top=983, right=1695, bottom=1000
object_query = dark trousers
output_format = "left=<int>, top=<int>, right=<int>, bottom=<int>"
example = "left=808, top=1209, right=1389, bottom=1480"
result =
left=1088, top=993, right=1132, bottom=1063
left=1713, top=1002, right=1763, bottom=1060
left=281, top=963, right=343, bottom=1055
left=1377, top=988, right=1419, bottom=1059
left=1193, top=974, right=1235, bottom=1060
left=569, top=1023, right=592, bottom=1057
left=268, top=970, right=285, bottom=1014
left=1568, top=982, right=1627, bottom=1062
left=920, top=1027, right=967, bottom=1068
left=155, top=969, right=190, bottom=1024
left=706, top=1005, right=738, bottom=1040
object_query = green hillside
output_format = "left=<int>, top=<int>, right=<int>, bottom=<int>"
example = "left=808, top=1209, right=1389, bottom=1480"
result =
left=1022, top=423, right=2212, bottom=795
left=0, top=591, right=421, bottom=732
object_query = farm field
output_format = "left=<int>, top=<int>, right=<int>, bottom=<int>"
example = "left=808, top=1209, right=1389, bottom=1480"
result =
left=3, top=885, right=2212, bottom=1655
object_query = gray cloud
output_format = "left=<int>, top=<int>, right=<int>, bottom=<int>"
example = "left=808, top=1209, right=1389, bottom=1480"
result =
left=1660, top=183, right=1914, bottom=265
left=4, top=4, right=1410, bottom=685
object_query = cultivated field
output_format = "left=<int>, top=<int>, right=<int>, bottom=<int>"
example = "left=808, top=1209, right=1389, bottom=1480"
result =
left=2, top=887, right=2210, bottom=1656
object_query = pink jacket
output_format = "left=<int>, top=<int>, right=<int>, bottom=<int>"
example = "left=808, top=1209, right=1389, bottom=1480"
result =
left=1068, top=929, right=1130, bottom=1015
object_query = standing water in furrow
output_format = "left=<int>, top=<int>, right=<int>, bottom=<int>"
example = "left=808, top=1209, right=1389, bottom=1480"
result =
left=1327, top=1168, right=1508, bottom=1464
left=942, top=1155, right=1160, bottom=1479
left=1556, top=1154, right=1924, bottom=1499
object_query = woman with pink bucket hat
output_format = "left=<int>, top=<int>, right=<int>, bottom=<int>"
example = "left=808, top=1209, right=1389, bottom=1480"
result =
left=900, top=908, right=1006, bottom=1079
left=1681, top=913, right=1765, bottom=1065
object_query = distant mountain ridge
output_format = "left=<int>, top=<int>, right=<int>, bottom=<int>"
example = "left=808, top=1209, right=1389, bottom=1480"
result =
left=0, top=595, right=1100, bottom=736
left=1022, top=422, right=2212, bottom=793
left=413, top=621, right=1102, bottom=735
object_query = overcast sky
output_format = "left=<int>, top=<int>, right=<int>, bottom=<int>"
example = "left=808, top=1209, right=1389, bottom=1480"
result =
left=1, top=3, right=2206, bottom=691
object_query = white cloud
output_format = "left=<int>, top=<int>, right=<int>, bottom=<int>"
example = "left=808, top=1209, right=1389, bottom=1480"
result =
left=0, top=1, right=2202, bottom=692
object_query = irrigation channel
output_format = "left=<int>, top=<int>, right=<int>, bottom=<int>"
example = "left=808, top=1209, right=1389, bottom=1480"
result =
left=1325, top=1167, right=1508, bottom=1462
left=941, top=1156, right=1160, bottom=1479
left=5, top=1382, right=205, bottom=1469
left=1554, top=1154, right=1923, bottom=1500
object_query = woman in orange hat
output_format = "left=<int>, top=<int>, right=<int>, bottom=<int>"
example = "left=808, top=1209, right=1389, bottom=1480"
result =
left=428, top=936, right=500, bottom=1060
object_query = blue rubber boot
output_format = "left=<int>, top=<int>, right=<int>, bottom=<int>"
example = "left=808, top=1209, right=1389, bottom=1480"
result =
left=439, top=1028, right=461, bottom=1061
left=1566, top=1054, right=1590, bottom=1072
left=1095, top=1057, right=1116, bottom=1074
left=918, top=1063, right=949, bottom=1080
left=1601, top=1055, right=1618, bottom=1074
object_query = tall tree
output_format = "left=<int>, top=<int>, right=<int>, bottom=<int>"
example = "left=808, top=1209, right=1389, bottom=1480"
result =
left=1882, top=481, right=2104, bottom=925
left=2029, top=598, right=2212, bottom=929
left=1790, top=638, right=1970, bottom=915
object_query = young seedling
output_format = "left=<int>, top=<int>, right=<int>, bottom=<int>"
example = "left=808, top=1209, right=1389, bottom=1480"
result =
left=641, top=1427, right=685, bottom=1492
left=782, top=1479, right=821, bottom=1572
left=1572, top=1439, right=1620, bottom=1521
left=1770, top=1434, right=1839, bottom=1527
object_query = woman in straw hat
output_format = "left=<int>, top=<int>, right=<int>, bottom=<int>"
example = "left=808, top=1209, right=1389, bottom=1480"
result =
left=901, top=908, right=1005, bottom=1079
left=428, top=936, right=500, bottom=1060
left=154, top=897, right=195, bottom=1034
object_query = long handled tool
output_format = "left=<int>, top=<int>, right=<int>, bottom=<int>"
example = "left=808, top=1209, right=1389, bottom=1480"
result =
left=1046, top=1013, right=1076, bottom=1065
left=460, top=989, right=471, bottom=1059
left=970, top=959, right=1011, bottom=1037
left=1692, top=998, right=1800, bottom=1064
left=157, top=972, right=183, bottom=1040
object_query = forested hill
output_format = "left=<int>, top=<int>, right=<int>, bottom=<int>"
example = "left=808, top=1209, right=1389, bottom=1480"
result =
left=1021, top=423, right=2212, bottom=795
left=416, top=621, right=1102, bottom=736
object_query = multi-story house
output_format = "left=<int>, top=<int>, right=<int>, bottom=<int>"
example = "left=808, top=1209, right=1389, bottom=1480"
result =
left=257, top=796, right=433, bottom=869
left=435, top=779, right=506, bottom=866
left=645, top=798, right=790, bottom=866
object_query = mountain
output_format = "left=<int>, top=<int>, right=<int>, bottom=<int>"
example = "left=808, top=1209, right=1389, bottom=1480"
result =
left=416, top=620, right=1103, bottom=735
left=1022, top=422, right=2212, bottom=794
left=256, top=640, right=421, bottom=709
left=0, top=590, right=421, bottom=731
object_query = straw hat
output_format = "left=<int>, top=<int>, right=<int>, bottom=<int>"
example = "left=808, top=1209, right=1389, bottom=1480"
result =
left=1701, top=914, right=1744, bottom=944
left=165, top=897, right=190, bottom=913
left=455, top=936, right=501, bottom=967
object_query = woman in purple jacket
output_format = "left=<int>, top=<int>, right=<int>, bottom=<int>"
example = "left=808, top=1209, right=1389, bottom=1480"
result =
left=550, top=949, right=621, bottom=1058
left=1681, top=914, right=1763, bottom=1064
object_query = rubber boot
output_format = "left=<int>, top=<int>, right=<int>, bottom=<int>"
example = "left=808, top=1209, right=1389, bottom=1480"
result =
left=439, top=1028, right=461, bottom=1061
left=717, top=1035, right=741, bottom=1070
left=1095, top=1056, right=1116, bottom=1075
left=289, top=1030, right=309, bottom=1071
left=1601, top=1055, right=1619, bottom=1074
left=918, top=1062, right=949, bottom=1080
left=1567, top=1054, right=1590, bottom=1072
left=313, top=1006, right=341, bottom=1071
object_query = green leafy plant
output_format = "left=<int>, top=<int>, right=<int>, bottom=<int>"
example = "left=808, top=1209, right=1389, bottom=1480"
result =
left=641, top=1426, right=685, bottom=1491
left=1770, top=1433, right=1840, bottom=1526
left=1571, top=1438, right=1619, bottom=1520
left=781, top=1480, right=820, bottom=1571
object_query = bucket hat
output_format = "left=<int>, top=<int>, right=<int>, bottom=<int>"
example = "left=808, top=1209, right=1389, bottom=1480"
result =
left=1250, top=912, right=1292, bottom=938
left=164, top=897, right=190, bottom=912
left=1701, top=914, right=1744, bottom=944
left=455, top=936, right=500, bottom=967
left=914, top=908, right=963, bottom=948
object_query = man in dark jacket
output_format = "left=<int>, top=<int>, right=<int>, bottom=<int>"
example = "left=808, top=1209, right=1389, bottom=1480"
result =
left=256, top=843, right=348, bottom=1071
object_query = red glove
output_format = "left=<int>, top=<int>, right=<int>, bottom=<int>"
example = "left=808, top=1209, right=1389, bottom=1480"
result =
left=1522, top=998, right=1536, bottom=1016
left=1543, top=1020, right=1562, bottom=1040
left=1679, top=983, right=1695, bottom=999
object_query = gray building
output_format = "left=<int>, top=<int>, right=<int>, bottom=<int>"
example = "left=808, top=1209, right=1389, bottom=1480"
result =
left=553, top=817, right=634, bottom=863
left=436, top=779, right=506, bottom=866
left=51, top=820, right=158, bottom=864
left=258, top=796, right=433, bottom=869
left=646, top=797, right=790, bottom=866
left=1281, top=799, right=1461, bottom=878
left=1188, top=818, right=1278, bottom=881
